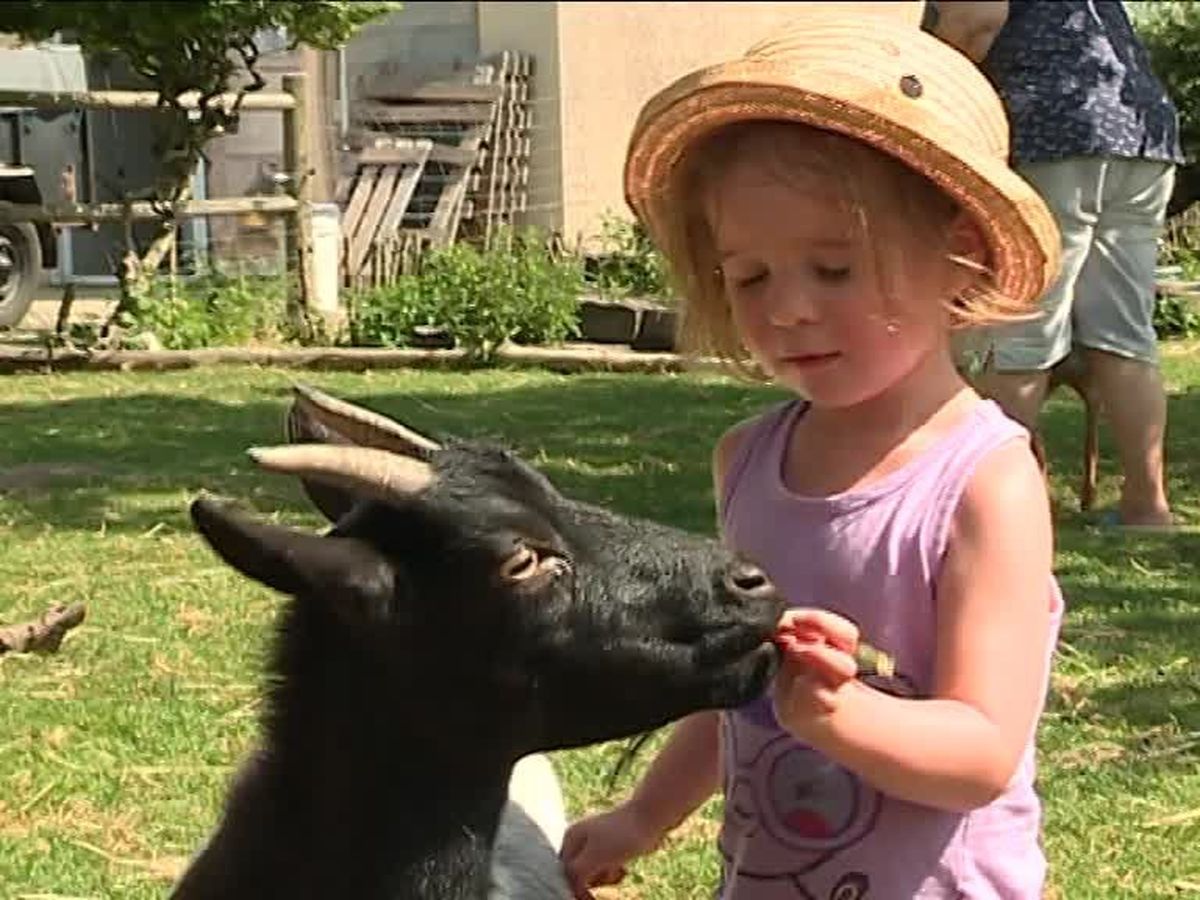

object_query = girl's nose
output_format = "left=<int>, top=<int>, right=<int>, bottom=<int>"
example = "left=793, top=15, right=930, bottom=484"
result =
left=765, top=270, right=819, bottom=327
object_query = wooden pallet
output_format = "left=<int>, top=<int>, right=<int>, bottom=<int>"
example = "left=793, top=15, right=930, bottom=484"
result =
left=339, top=49, right=535, bottom=281
left=338, top=138, right=431, bottom=288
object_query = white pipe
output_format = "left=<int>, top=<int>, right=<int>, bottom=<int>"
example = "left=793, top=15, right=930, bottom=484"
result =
left=338, top=47, right=349, bottom=138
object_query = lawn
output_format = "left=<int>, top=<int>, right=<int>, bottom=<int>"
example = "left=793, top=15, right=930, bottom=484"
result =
left=1, top=349, right=1198, bottom=898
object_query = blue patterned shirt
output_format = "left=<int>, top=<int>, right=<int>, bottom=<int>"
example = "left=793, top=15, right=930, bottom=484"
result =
left=979, top=0, right=1185, bottom=165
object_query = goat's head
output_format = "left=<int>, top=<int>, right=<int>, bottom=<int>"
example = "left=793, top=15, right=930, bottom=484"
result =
left=190, top=384, right=785, bottom=761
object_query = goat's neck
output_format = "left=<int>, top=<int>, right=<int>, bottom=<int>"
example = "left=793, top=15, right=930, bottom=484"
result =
left=273, top=724, right=512, bottom=898
left=267, top=639, right=517, bottom=899
left=180, top=613, right=517, bottom=899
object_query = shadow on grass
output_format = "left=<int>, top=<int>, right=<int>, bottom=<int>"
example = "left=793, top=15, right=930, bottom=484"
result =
left=0, top=374, right=785, bottom=536
left=2, top=369, right=1197, bottom=748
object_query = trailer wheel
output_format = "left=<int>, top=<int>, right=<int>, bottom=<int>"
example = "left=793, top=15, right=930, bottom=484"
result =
left=0, top=222, right=42, bottom=328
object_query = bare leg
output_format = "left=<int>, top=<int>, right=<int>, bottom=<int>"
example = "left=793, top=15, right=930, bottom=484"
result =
left=1085, top=347, right=1172, bottom=525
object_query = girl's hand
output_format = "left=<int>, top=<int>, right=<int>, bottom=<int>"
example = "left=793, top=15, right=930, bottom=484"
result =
left=560, top=802, right=663, bottom=899
left=772, top=609, right=861, bottom=738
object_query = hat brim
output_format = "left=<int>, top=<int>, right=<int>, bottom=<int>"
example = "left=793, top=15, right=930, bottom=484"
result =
left=625, top=78, right=1061, bottom=307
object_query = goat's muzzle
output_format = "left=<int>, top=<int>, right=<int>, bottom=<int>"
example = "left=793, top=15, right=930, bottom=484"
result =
left=723, top=560, right=774, bottom=599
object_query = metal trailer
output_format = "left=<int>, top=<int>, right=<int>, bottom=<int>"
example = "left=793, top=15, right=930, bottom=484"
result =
left=0, top=42, right=87, bottom=326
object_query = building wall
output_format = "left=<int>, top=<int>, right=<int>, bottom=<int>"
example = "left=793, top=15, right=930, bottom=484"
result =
left=555, top=2, right=848, bottom=248
left=344, top=3, right=479, bottom=104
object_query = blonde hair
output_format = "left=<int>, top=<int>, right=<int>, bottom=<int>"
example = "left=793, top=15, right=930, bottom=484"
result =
left=648, top=120, right=1033, bottom=374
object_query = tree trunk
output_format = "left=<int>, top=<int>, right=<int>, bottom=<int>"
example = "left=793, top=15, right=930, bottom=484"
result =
left=103, top=177, right=195, bottom=338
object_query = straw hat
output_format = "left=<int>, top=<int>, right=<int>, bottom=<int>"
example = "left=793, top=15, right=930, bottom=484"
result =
left=624, top=1, right=1061, bottom=306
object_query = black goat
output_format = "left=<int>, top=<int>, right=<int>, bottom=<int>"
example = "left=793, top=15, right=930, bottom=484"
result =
left=170, top=385, right=785, bottom=900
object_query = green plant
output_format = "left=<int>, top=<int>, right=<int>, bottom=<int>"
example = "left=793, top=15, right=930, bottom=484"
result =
left=505, top=228, right=585, bottom=346
left=346, top=275, right=442, bottom=348
left=591, top=214, right=674, bottom=301
left=116, top=269, right=288, bottom=349
left=1160, top=225, right=1200, bottom=279
left=1155, top=292, right=1200, bottom=338
left=347, top=227, right=583, bottom=360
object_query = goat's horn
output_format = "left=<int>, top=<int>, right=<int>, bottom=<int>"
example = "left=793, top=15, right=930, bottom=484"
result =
left=248, top=444, right=435, bottom=502
left=290, top=383, right=441, bottom=458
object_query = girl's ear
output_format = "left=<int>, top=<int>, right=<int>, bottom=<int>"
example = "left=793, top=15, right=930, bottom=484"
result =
left=944, top=212, right=990, bottom=294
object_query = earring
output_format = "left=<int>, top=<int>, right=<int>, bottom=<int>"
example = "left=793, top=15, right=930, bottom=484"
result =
left=885, top=319, right=900, bottom=335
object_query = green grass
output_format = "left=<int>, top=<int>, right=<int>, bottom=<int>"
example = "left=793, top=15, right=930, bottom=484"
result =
left=1, top=349, right=1199, bottom=898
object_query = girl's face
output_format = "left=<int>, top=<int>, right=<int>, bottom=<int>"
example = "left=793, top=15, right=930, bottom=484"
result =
left=709, top=148, right=975, bottom=409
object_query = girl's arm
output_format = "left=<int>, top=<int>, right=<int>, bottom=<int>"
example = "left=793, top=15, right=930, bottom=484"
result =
left=928, top=1, right=1009, bottom=62
left=562, top=419, right=753, bottom=893
left=616, top=416, right=756, bottom=831
left=625, top=710, right=723, bottom=837
left=560, top=711, right=721, bottom=896
left=783, top=438, right=1056, bottom=812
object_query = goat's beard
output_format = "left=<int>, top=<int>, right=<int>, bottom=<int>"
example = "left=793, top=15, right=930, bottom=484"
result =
left=520, top=637, right=780, bottom=754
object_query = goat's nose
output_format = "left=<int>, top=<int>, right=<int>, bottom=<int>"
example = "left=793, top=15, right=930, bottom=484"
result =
left=724, top=561, right=774, bottom=597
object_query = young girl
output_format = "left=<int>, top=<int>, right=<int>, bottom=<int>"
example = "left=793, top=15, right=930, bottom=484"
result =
left=560, top=4, right=1065, bottom=898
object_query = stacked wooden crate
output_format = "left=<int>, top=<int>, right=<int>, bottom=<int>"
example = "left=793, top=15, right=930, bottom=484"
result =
left=337, top=51, right=534, bottom=289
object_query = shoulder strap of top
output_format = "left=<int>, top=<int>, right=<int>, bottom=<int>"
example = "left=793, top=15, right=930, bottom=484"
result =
left=717, top=399, right=803, bottom=525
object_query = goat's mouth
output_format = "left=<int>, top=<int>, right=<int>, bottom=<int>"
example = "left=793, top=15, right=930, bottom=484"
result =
left=696, top=621, right=778, bottom=668
left=699, top=628, right=782, bottom=706
left=532, top=635, right=781, bottom=753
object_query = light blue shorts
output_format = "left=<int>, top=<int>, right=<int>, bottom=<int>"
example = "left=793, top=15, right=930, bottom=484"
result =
left=989, top=156, right=1176, bottom=371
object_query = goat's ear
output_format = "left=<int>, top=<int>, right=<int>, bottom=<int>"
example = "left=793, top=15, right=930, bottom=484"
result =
left=190, top=496, right=397, bottom=620
left=285, top=402, right=359, bottom=523
left=288, top=383, right=441, bottom=459
left=283, top=384, right=443, bottom=524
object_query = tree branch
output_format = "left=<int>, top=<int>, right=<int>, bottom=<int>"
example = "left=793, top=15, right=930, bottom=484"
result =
left=0, top=604, right=87, bottom=655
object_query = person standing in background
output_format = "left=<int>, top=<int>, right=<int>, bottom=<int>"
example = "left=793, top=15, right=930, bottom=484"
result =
left=930, top=0, right=1186, bottom=529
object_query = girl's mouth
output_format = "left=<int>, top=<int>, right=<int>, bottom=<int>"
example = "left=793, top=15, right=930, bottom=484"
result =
left=781, top=352, right=841, bottom=370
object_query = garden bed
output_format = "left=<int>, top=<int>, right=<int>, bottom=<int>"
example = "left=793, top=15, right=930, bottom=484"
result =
left=575, top=296, right=677, bottom=351
left=0, top=338, right=706, bottom=375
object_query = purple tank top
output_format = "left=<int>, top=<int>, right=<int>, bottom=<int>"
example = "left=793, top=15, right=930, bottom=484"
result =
left=717, top=398, right=1063, bottom=900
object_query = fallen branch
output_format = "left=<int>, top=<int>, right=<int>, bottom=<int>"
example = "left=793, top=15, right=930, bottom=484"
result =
left=0, top=603, right=87, bottom=655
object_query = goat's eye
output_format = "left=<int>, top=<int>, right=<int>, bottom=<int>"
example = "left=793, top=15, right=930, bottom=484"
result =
left=500, top=545, right=539, bottom=582
left=499, top=543, right=571, bottom=585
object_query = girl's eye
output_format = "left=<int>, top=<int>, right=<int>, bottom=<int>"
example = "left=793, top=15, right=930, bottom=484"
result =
left=815, top=265, right=851, bottom=283
left=733, top=271, right=767, bottom=290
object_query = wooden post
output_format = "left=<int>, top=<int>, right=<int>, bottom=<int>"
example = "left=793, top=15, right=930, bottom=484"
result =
left=283, top=74, right=316, bottom=333
left=300, top=46, right=335, bottom=204
left=0, top=88, right=297, bottom=112
left=0, top=195, right=299, bottom=224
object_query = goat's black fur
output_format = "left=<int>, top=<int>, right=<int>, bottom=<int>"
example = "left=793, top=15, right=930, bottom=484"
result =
left=172, top=398, right=784, bottom=900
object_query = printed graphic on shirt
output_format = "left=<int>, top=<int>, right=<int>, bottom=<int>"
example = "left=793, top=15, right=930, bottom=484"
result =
left=830, top=872, right=870, bottom=900
left=719, top=662, right=921, bottom=895
left=721, top=695, right=882, bottom=879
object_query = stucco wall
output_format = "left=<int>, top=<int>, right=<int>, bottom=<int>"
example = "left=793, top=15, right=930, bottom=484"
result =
left=345, top=4, right=479, bottom=103
left=555, top=2, right=854, bottom=247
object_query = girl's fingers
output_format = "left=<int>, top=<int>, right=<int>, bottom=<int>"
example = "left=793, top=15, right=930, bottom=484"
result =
left=776, top=608, right=860, bottom=651
left=780, top=639, right=858, bottom=686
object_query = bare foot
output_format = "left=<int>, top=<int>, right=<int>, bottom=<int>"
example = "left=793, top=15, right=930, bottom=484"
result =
left=1117, top=505, right=1174, bottom=528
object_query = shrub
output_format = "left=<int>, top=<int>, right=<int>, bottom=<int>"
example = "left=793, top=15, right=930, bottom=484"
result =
left=504, top=228, right=585, bottom=346
left=1155, top=292, right=1200, bottom=339
left=346, top=275, right=442, bottom=349
left=589, top=214, right=674, bottom=302
left=116, top=270, right=289, bottom=349
left=347, top=226, right=583, bottom=362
